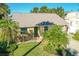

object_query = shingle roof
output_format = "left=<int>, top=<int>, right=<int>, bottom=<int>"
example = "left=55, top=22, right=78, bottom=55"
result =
left=12, top=13, right=68, bottom=27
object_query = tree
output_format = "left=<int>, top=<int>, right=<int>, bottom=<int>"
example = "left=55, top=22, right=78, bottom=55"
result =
left=43, top=25, right=68, bottom=54
left=39, top=6, right=48, bottom=13
left=0, top=19, right=19, bottom=55
left=0, top=19, right=19, bottom=47
left=31, top=7, right=39, bottom=13
left=47, top=8, right=55, bottom=13
left=0, top=3, right=10, bottom=19
left=31, top=6, right=65, bottom=18
left=54, top=7, right=65, bottom=18
left=0, top=4, right=18, bottom=55
left=73, top=31, right=79, bottom=41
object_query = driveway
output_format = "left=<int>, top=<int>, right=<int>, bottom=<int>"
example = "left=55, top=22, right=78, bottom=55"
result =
left=67, top=34, right=79, bottom=53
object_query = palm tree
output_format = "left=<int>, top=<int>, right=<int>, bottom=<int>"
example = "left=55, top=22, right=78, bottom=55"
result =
left=0, top=3, right=10, bottom=19
left=0, top=19, right=19, bottom=47
left=31, top=7, right=39, bottom=13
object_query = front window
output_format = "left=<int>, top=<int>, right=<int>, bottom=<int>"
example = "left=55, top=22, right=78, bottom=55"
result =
left=44, top=26, right=48, bottom=32
left=21, top=27, right=27, bottom=34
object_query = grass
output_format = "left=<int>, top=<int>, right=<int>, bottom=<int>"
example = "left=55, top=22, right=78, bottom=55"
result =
left=13, top=42, right=38, bottom=56
left=13, top=40, right=54, bottom=56
left=26, top=41, right=53, bottom=56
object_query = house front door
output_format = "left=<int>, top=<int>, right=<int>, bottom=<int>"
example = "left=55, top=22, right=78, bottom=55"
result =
left=34, top=27, right=39, bottom=37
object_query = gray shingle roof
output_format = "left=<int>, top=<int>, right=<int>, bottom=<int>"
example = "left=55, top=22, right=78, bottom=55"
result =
left=12, top=13, right=68, bottom=27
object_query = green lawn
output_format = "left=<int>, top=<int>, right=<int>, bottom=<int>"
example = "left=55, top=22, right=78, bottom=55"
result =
left=13, top=42, right=38, bottom=56
left=26, top=42, right=52, bottom=56
left=13, top=41, right=53, bottom=56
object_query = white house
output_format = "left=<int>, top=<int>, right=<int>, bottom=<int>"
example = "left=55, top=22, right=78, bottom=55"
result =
left=65, top=12, right=79, bottom=33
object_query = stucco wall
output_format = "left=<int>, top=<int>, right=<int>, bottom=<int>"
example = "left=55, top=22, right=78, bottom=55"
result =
left=27, top=27, right=34, bottom=34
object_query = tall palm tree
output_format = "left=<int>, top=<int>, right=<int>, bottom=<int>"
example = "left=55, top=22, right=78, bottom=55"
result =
left=31, top=7, right=39, bottom=13
left=0, top=3, right=10, bottom=19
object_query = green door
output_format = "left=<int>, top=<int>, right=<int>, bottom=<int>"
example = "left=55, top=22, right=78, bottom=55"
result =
left=34, top=27, right=38, bottom=37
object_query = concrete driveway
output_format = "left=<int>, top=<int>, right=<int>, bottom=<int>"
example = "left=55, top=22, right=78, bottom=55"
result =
left=67, top=34, right=79, bottom=53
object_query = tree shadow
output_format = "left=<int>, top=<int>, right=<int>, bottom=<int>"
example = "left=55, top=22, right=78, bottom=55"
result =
left=23, top=40, right=42, bottom=56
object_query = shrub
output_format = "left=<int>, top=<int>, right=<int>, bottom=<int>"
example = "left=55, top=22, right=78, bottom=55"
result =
left=44, top=43, right=56, bottom=53
left=0, top=42, right=18, bottom=55
left=6, top=43, right=18, bottom=53
left=0, top=42, right=7, bottom=53
left=6, top=43, right=18, bottom=55
left=73, top=31, right=79, bottom=41
left=43, top=25, right=68, bottom=54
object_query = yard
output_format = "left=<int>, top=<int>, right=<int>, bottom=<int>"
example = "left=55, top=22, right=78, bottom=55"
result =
left=13, top=41, right=38, bottom=56
left=13, top=40, right=53, bottom=56
left=26, top=41, right=52, bottom=56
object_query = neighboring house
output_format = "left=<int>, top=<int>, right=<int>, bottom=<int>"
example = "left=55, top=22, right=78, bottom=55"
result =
left=12, top=13, right=68, bottom=37
left=65, top=12, right=79, bottom=33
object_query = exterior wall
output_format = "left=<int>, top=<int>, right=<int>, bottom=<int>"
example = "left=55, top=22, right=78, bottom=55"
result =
left=62, top=25, right=68, bottom=32
left=27, top=27, right=34, bottom=34
left=38, top=26, right=44, bottom=36
left=39, top=26, right=44, bottom=32
left=20, top=25, right=67, bottom=38
left=21, top=27, right=44, bottom=37
left=20, top=25, right=67, bottom=36
left=26, top=26, right=48, bottom=37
